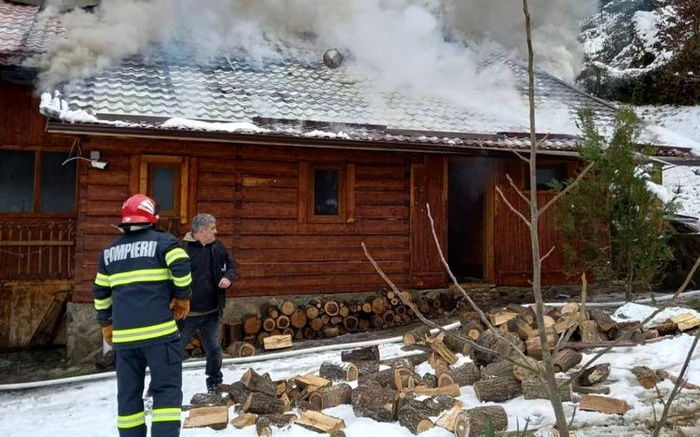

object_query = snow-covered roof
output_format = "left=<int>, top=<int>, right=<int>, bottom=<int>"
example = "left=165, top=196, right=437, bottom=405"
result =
left=0, top=1, right=63, bottom=67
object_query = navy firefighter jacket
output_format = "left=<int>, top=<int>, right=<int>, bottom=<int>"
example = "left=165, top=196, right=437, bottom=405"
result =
left=92, top=227, right=192, bottom=350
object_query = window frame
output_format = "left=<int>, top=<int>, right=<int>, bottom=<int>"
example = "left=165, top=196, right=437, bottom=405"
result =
left=307, top=164, right=347, bottom=223
left=0, top=148, right=78, bottom=217
left=139, top=155, right=189, bottom=224
left=298, top=162, right=355, bottom=224
left=523, top=161, right=570, bottom=191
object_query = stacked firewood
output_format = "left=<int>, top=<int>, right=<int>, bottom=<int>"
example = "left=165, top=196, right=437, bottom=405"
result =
left=230, top=290, right=458, bottom=350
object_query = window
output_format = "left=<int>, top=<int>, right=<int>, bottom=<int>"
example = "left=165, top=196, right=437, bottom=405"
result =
left=139, top=155, right=188, bottom=223
left=300, top=163, right=354, bottom=223
left=524, top=162, right=569, bottom=191
left=0, top=150, right=76, bottom=213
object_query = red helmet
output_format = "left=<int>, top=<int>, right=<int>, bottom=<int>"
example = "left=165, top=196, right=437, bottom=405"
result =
left=121, top=194, right=159, bottom=225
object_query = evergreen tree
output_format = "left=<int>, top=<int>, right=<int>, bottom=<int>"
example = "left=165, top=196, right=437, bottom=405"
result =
left=554, top=107, right=676, bottom=300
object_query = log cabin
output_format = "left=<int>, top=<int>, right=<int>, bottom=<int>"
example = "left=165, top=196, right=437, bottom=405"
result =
left=0, top=1, right=696, bottom=360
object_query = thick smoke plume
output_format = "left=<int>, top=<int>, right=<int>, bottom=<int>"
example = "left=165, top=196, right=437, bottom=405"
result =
left=37, top=0, right=596, bottom=131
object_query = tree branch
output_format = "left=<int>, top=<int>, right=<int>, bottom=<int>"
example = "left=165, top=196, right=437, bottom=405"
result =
left=507, top=173, right=531, bottom=206
left=538, top=161, right=595, bottom=217
left=496, top=186, right=531, bottom=227
left=540, top=245, right=556, bottom=263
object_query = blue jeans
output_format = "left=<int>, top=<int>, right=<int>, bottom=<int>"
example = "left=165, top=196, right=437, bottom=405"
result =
left=177, top=312, right=223, bottom=390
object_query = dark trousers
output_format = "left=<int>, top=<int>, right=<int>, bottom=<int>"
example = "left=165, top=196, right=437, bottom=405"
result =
left=115, top=338, right=183, bottom=437
left=178, top=312, right=223, bottom=389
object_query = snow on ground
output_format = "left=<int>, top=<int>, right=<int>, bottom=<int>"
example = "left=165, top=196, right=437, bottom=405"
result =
left=1, top=304, right=699, bottom=437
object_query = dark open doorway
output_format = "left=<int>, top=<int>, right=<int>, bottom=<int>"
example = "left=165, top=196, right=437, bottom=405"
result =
left=448, top=158, right=492, bottom=283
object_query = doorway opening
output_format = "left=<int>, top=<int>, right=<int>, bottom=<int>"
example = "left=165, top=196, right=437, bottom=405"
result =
left=448, top=157, right=492, bottom=284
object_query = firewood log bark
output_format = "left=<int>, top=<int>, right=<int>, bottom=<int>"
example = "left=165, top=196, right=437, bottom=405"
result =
left=473, top=376, right=522, bottom=402
left=243, top=315, right=262, bottom=335
left=588, top=309, right=617, bottom=333
left=241, top=369, right=278, bottom=397
left=322, top=325, right=340, bottom=338
left=309, top=384, right=352, bottom=411
left=397, top=403, right=434, bottom=435
left=522, top=378, right=572, bottom=402
left=359, top=368, right=395, bottom=388
left=403, top=326, right=431, bottom=346
left=351, top=385, right=399, bottom=422
left=353, top=360, right=380, bottom=378
left=243, top=392, right=286, bottom=414
left=341, top=345, right=380, bottom=362
left=470, top=330, right=498, bottom=366
left=441, top=362, right=481, bottom=387
left=512, top=356, right=542, bottom=382
left=275, top=315, right=291, bottom=330
left=422, top=373, right=438, bottom=388
left=230, top=412, right=257, bottom=429
left=454, top=406, right=508, bottom=437
left=652, top=321, right=679, bottom=336
left=575, top=363, right=611, bottom=387
left=255, top=416, right=272, bottom=437
left=343, top=316, right=359, bottom=331
left=319, top=362, right=359, bottom=382
left=481, top=360, right=515, bottom=379
left=579, top=320, right=604, bottom=342
left=224, top=381, right=251, bottom=404
left=261, top=414, right=297, bottom=427
left=443, top=333, right=472, bottom=355
left=552, top=348, right=582, bottom=373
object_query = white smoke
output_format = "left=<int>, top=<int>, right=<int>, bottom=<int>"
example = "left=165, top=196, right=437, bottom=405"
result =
left=36, top=0, right=596, bottom=130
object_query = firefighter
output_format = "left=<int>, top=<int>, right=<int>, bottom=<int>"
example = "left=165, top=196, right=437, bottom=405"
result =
left=93, top=194, right=192, bottom=437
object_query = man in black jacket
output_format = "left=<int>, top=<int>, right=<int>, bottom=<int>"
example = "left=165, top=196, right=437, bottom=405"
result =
left=179, top=213, right=235, bottom=393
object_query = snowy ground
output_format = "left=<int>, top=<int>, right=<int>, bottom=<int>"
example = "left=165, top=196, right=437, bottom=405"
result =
left=1, top=303, right=699, bottom=437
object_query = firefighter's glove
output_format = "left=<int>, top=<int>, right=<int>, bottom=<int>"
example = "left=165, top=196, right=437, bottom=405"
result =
left=102, top=325, right=113, bottom=345
left=171, top=298, right=191, bottom=320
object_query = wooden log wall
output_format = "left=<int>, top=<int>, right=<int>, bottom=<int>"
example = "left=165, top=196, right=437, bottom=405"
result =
left=72, top=137, right=421, bottom=301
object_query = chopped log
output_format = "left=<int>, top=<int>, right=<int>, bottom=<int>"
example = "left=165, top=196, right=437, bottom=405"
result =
left=280, top=300, right=296, bottom=316
left=309, top=317, right=324, bottom=332
left=573, top=384, right=611, bottom=395
left=275, top=315, right=291, bottom=330
left=243, top=392, right=286, bottom=414
left=274, top=380, right=287, bottom=397
left=269, top=329, right=282, bottom=337
left=437, top=373, right=454, bottom=388
left=442, top=363, right=481, bottom=387
left=508, top=317, right=536, bottom=340
left=360, top=368, right=395, bottom=388
left=262, top=334, right=293, bottom=350
left=262, top=414, right=297, bottom=427
left=668, top=313, right=700, bottom=331
left=371, top=297, right=388, bottom=314
left=241, top=369, right=278, bottom=397
left=309, top=384, right=352, bottom=411
left=505, top=303, right=526, bottom=314
left=652, top=321, right=679, bottom=336
left=542, top=315, right=556, bottom=329
left=522, top=378, right=572, bottom=402
left=553, top=316, right=579, bottom=335
left=631, top=366, right=658, bottom=389
left=372, top=315, right=385, bottom=328
left=380, top=353, right=430, bottom=368
left=560, top=302, right=580, bottom=315
left=512, top=356, right=543, bottom=382
left=473, top=376, right=522, bottom=402
left=552, top=348, right=582, bottom=373
left=579, top=395, right=631, bottom=415
left=588, top=309, right=617, bottom=332
left=289, top=309, right=308, bottom=329
left=282, top=327, right=294, bottom=337
left=319, top=362, right=358, bottom=382
left=383, top=310, right=396, bottom=325
left=295, top=410, right=345, bottom=434
left=427, top=337, right=458, bottom=365
left=643, top=329, right=659, bottom=340
left=361, top=302, right=373, bottom=313
left=428, top=352, right=450, bottom=376
left=575, top=363, right=611, bottom=387
left=341, top=345, right=380, bottom=362
left=443, top=333, right=472, bottom=355
left=243, top=315, right=262, bottom=335
left=579, top=320, right=604, bottom=342
left=183, top=406, right=229, bottom=430
left=353, top=360, right=380, bottom=378
left=262, top=318, right=276, bottom=332
left=189, top=392, right=226, bottom=407
left=338, top=305, right=350, bottom=318
left=223, top=381, right=251, bottom=404
left=322, top=325, right=340, bottom=338
left=482, top=360, right=515, bottom=380
left=407, top=384, right=461, bottom=397
left=489, top=311, right=518, bottom=326
left=655, top=369, right=700, bottom=390
left=294, top=374, right=332, bottom=393
left=343, top=315, right=359, bottom=331
left=424, top=395, right=462, bottom=414
left=422, top=373, right=438, bottom=388
left=230, top=412, right=257, bottom=429
left=351, top=385, right=399, bottom=422
left=330, top=431, right=346, bottom=437
left=435, top=404, right=463, bottom=432
left=403, top=326, right=431, bottom=346
left=226, top=341, right=256, bottom=358
left=454, top=406, right=508, bottom=437
left=255, top=416, right=272, bottom=437
left=470, top=331, right=498, bottom=366
left=397, top=403, right=434, bottom=435
left=324, top=301, right=340, bottom=317
left=460, top=320, right=483, bottom=341
left=265, top=305, right=280, bottom=319
left=306, top=306, right=320, bottom=320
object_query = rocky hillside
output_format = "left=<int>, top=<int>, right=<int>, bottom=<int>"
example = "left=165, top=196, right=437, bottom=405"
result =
left=578, top=0, right=699, bottom=105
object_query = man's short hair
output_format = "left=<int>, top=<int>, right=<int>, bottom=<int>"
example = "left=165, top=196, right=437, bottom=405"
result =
left=191, top=213, right=216, bottom=234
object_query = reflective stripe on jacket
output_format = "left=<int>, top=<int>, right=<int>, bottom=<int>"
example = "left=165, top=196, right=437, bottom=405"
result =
left=93, top=227, right=192, bottom=350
